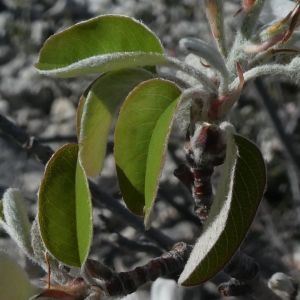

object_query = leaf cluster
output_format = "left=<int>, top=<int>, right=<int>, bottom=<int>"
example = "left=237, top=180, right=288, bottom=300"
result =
left=1, top=1, right=300, bottom=298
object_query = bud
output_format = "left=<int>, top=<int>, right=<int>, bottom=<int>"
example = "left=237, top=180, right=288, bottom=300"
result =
left=245, top=2, right=300, bottom=53
left=188, top=122, right=227, bottom=168
left=204, top=0, right=227, bottom=56
left=205, top=0, right=221, bottom=40
left=242, top=0, right=256, bottom=13
left=208, top=63, right=244, bottom=120
left=234, top=1, right=256, bottom=17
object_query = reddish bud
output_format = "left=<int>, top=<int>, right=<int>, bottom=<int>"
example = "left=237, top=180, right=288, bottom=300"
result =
left=189, top=123, right=226, bottom=167
left=208, top=63, right=244, bottom=120
left=234, top=0, right=256, bottom=16
left=242, top=0, right=256, bottom=12
left=245, top=2, right=300, bottom=53
left=281, top=3, right=300, bottom=43
left=204, top=0, right=221, bottom=40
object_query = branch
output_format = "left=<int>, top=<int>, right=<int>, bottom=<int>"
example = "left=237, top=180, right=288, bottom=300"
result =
left=82, top=242, right=192, bottom=297
left=0, top=115, right=53, bottom=165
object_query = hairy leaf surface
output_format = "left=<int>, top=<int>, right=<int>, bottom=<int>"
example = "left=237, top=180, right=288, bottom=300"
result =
left=36, top=15, right=166, bottom=77
left=38, top=144, right=92, bottom=267
left=78, top=68, right=153, bottom=177
left=115, top=79, right=181, bottom=227
left=179, top=134, right=266, bottom=286
left=0, top=189, right=33, bottom=258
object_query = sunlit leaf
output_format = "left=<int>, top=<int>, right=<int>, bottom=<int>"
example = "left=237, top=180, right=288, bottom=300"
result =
left=114, top=79, right=181, bottom=227
left=38, top=144, right=92, bottom=267
left=179, top=133, right=266, bottom=286
left=78, top=68, right=153, bottom=177
left=36, top=15, right=166, bottom=77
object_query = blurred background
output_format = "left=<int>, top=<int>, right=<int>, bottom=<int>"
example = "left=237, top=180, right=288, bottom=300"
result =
left=0, top=0, right=300, bottom=299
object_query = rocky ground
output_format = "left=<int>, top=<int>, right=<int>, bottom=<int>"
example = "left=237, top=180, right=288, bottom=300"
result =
left=1, top=0, right=300, bottom=299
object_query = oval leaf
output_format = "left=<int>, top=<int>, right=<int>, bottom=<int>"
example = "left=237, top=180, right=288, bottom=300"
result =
left=115, top=79, right=181, bottom=227
left=179, top=133, right=266, bottom=286
left=78, top=68, right=153, bottom=177
left=35, top=15, right=166, bottom=77
left=38, top=144, right=92, bottom=267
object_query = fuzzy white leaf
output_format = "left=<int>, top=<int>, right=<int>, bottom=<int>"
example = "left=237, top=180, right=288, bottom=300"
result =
left=179, top=38, right=229, bottom=80
left=1, top=188, right=33, bottom=258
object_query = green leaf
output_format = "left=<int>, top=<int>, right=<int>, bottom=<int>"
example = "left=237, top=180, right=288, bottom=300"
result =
left=35, top=15, right=166, bottom=78
left=0, top=251, right=39, bottom=299
left=31, top=219, right=70, bottom=284
left=78, top=68, right=153, bottom=177
left=114, top=79, right=181, bottom=227
left=38, top=144, right=92, bottom=267
left=179, top=132, right=266, bottom=286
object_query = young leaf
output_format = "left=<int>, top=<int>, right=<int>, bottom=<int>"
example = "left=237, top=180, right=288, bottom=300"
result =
left=0, top=251, right=39, bottom=299
left=114, top=79, right=181, bottom=227
left=78, top=68, right=153, bottom=177
left=35, top=15, right=166, bottom=78
left=179, top=133, right=266, bottom=286
left=204, top=0, right=227, bottom=57
left=0, top=188, right=34, bottom=258
left=179, top=38, right=229, bottom=80
left=38, top=144, right=92, bottom=267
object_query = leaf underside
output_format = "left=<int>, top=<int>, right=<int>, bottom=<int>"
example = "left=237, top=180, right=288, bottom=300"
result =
left=114, top=79, right=181, bottom=226
left=179, top=134, right=266, bottom=286
left=38, top=144, right=92, bottom=267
